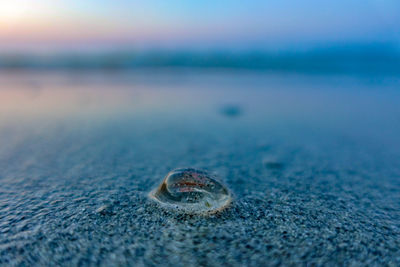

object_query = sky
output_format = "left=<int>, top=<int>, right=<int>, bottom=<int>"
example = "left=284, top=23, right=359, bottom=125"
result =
left=0, top=0, right=399, bottom=52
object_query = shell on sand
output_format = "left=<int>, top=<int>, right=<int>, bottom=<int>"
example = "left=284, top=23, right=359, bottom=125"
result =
left=149, top=168, right=232, bottom=214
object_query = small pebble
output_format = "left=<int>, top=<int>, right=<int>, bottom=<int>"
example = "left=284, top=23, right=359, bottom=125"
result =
left=96, top=205, right=113, bottom=215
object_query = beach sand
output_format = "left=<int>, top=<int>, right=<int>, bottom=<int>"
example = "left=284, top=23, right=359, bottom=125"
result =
left=0, top=71, right=399, bottom=266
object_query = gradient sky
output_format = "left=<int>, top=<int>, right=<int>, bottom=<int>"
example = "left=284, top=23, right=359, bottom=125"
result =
left=0, top=0, right=399, bottom=52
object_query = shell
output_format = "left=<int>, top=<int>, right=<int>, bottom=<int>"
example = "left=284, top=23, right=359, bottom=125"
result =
left=149, top=168, right=232, bottom=214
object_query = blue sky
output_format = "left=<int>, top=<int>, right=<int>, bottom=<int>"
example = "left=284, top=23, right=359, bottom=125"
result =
left=0, top=0, right=399, bottom=51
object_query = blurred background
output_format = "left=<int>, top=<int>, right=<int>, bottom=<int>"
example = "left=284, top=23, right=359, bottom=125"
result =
left=1, top=0, right=400, bottom=194
left=0, top=0, right=399, bottom=72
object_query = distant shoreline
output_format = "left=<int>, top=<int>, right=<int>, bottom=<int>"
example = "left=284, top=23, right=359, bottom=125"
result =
left=0, top=47, right=399, bottom=74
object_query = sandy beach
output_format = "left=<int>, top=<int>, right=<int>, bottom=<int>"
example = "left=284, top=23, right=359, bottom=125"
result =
left=1, top=71, right=399, bottom=266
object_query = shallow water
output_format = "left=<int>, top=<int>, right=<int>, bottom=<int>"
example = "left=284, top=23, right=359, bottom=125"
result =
left=1, top=70, right=400, bottom=266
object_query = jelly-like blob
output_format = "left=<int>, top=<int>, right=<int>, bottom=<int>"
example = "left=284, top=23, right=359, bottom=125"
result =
left=149, top=168, right=232, bottom=214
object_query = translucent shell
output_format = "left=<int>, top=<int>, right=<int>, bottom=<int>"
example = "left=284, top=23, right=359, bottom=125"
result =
left=149, top=168, right=232, bottom=214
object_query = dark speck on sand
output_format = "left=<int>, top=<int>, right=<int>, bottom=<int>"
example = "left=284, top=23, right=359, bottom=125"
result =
left=220, top=105, right=242, bottom=118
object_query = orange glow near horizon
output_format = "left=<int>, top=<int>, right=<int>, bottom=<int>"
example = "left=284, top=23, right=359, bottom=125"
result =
left=0, top=1, right=53, bottom=40
left=0, top=1, right=129, bottom=46
left=0, top=4, right=178, bottom=49
left=0, top=1, right=398, bottom=51
left=0, top=1, right=30, bottom=23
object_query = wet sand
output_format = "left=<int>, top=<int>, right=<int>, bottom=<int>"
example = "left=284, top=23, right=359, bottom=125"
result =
left=1, top=71, right=399, bottom=266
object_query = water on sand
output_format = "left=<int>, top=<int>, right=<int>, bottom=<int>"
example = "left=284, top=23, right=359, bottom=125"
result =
left=0, top=71, right=400, bottom=266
